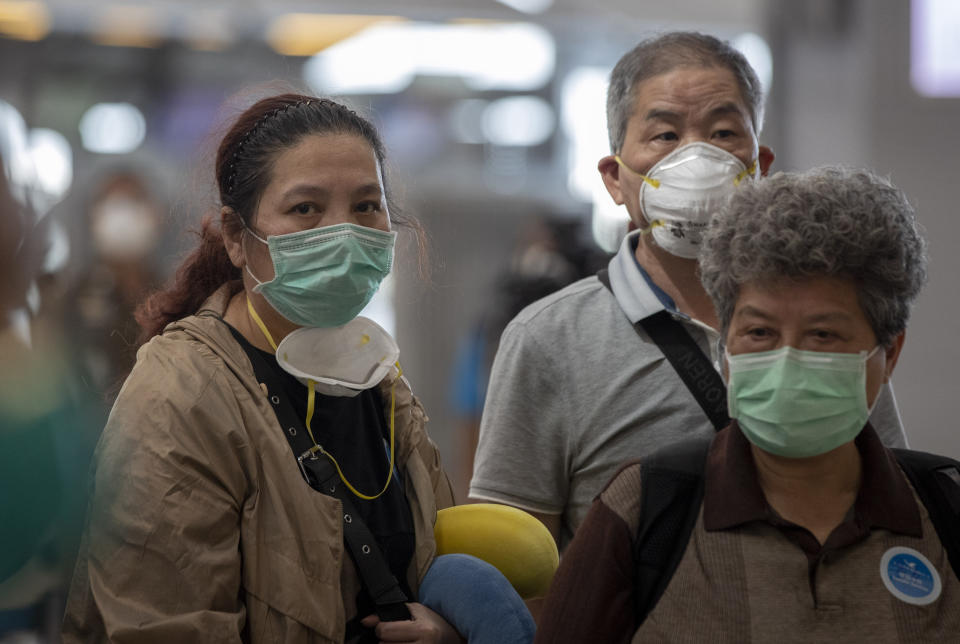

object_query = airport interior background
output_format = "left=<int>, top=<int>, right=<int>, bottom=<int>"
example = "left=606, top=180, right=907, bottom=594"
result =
left=1, top=0, right=959, bottom=639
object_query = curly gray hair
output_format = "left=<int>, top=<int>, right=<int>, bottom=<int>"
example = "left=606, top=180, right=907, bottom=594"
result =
left=606, top=32, right=765, bottom=153
left=699, top=166, right=928, bottom=346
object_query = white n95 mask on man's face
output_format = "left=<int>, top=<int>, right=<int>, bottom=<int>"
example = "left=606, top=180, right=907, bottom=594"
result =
left=617, top=142, right=757, bottom=259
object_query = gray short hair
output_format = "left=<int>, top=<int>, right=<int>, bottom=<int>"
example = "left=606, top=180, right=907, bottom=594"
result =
left=699, top=166, right=928, bottom=347
left=606, top=32, right=765, bottom=153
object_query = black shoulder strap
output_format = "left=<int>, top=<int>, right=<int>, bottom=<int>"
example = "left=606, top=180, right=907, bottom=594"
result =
left=893, top=449, right=960, bottom=581
left=237, top=329, right=412, bottom=622
left=634, top=434, right=712, bottom=625
left=597, top=268, right=729, bottom=431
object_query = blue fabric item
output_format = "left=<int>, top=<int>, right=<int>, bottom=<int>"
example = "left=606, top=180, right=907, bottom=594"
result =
left=419, top=553, right=534, bottom=644
left=629, top=235, right=677, bottom=311
left=449, top=327, right=488, bottom=416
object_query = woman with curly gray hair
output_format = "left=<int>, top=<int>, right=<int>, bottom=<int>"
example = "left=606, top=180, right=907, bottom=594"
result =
left=700, top=166, right=926, bottom=460
left=536, top=166, right=960, bottom=642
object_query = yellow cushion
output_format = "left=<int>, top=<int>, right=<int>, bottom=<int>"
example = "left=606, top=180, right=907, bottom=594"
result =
left=434, top=503, right=559, bottom=599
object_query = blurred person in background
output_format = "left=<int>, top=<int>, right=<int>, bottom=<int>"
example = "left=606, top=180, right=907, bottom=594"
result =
left=0, top=108, right=99, bottom=643
left=450, top=217, right=609, bottom=499
left=68, top=171, right=164, bottom=397
left=469, top=31, right=908, bottom=553
left=63, top=92, right=534, bottom=644
left=535, top=166, right=960, bottom=642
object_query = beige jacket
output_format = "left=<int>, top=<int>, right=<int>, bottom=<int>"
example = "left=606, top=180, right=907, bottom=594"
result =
left=62, top=284, right=455, bottom=643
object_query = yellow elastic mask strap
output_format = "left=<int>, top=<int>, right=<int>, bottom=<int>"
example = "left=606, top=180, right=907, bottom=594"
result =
left=614, top=155, right=660, bottom=189
left=639, top=220, right=665, bottom=236
left=246, top=296, right=278, bottom=353
left=734, top=159, right=759, bottom=186
left=307, top=361, right=402, bottom=501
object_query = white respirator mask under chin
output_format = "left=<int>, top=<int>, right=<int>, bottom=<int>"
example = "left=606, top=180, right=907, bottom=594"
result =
left=617, top=142, right=758, bottom=259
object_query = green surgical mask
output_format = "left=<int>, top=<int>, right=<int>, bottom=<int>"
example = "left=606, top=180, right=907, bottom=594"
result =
left=726, top=345, right=880, bottom=458
left=245, top=222, right=396, bottom=328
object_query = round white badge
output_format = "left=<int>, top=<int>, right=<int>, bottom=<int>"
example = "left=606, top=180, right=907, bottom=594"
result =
left=879, top=547, right=942, bottom=606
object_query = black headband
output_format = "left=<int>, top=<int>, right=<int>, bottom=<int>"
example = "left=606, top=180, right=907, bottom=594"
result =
left=223, top=98, right=313, bottom=198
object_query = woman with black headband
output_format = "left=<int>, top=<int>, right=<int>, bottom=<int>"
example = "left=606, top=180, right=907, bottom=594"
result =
left=62, top=93, right=536, bottom=644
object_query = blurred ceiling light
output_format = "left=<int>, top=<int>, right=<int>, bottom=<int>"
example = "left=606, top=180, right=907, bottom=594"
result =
left=29, top=128, right=72, bottom=213
left=79, top=103, right=146, bottom=154
left=496, top=0, right=554, bottom=14
left=41, top=219, right=70, bottom=274
left=183, top=9, right=234, bottom=52
left=559, top=66, right=629, bottom=251
left=267, top=13, right=401, bottom=57
left=482, top=96, right=555, bottom=146
left=433, top=22, right=555, bottom=91
left=0, top=100, right=37, bottom=208
left=449, top=99, right=489, bottom=144
left=561, top=66, right=609, bottom=201
left=733, top=32, right=773, bottom=98
left=911, top=0, right=960, bottom=97
left=304, top=21, right=555, bottom=95
left=304, top=25, right=414, bottom=95
left=92, top=5, right=163, bottom=48
left=0, top=0, right=49, bottom=41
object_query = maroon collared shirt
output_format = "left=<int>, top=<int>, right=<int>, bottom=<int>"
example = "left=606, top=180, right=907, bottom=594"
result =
left=537, top=424, right=960, bottom=643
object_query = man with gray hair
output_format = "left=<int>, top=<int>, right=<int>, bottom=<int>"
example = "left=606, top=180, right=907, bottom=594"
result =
left=470, top=32, right=908, bottom=550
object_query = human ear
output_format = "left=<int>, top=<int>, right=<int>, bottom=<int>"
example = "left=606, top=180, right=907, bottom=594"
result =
left=758, top=146, right=775, bottom=176
left=882, top=331, right=906, bottom=382
left=598, top=155, right=625, bottom=205
left=221, top=207, right=245, bottom=269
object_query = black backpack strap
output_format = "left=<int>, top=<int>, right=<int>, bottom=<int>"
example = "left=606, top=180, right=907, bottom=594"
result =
left=597, top=268, right=729, bottom=431
left=634, top=434, right=713, bottom=625
left=236, top=327, right=412, bottom=622
left=893, top=449, right=960, bottom=581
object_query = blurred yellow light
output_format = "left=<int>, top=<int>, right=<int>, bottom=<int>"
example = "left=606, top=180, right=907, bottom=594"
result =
left=266, top=13, right=402, bottom=57
left=91, top=5, right=163, bottom=48
left=0, top=1, right=50, bottom=41
left=183, top=8, right=233, bottom=52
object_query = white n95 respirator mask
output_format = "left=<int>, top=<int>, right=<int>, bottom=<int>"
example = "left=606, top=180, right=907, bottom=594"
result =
left=616, top=142, right=757, bottom=258
left=274, top=316, right=400, bottom=397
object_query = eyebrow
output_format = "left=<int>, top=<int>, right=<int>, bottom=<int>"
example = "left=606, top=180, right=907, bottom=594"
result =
left=279, top=182, right=382, bottom=202
left=734, top=305, right=775, bottom=321
left=707, top=102, right=747, bottom=120
left=734, top=306, right=854, bottom=324
left=643, top=101, right=747, bottom=126
left=644, top=108, right=681, bottom=122
left=353, top=183, right=383, bottom=197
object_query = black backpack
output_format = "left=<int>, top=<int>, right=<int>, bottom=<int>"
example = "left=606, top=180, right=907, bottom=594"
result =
left=634, top=436, right=960, bottom=624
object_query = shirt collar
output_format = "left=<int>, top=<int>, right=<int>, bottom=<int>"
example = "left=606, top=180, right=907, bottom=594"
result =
left=606, top=230, right=669, bottom=323
left=703, top=422, right=922, bottom=537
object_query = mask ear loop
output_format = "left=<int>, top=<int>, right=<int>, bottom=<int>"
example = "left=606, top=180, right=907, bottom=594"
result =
left=238, top=218, right=272, bottom=286
left=734, top=159, right=759, bottom=186
left=613, top=155, right=660, bottom=188
left=245, top=296, right=397, bottom=500
left=613, top=156, right=665, bottom=236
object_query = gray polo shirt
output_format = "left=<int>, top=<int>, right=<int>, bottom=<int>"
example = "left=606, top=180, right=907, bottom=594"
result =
left=470, top=230, right=908, bottom=549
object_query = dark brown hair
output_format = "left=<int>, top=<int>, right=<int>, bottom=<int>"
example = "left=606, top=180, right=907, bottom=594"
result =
left=136, top=93, right=418, bottom=344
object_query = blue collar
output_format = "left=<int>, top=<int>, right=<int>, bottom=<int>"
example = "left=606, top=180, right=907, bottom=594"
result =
left=629, top=235, right=677, bottom=311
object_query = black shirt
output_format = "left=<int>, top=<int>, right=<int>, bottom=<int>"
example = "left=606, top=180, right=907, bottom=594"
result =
left=227, top=325, right=416, bottom=628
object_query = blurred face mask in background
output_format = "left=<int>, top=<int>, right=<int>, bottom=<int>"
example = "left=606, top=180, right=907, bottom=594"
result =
left=91, top=195, right=160, bottom=262
left=616, top=142, right=757, bottom=259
